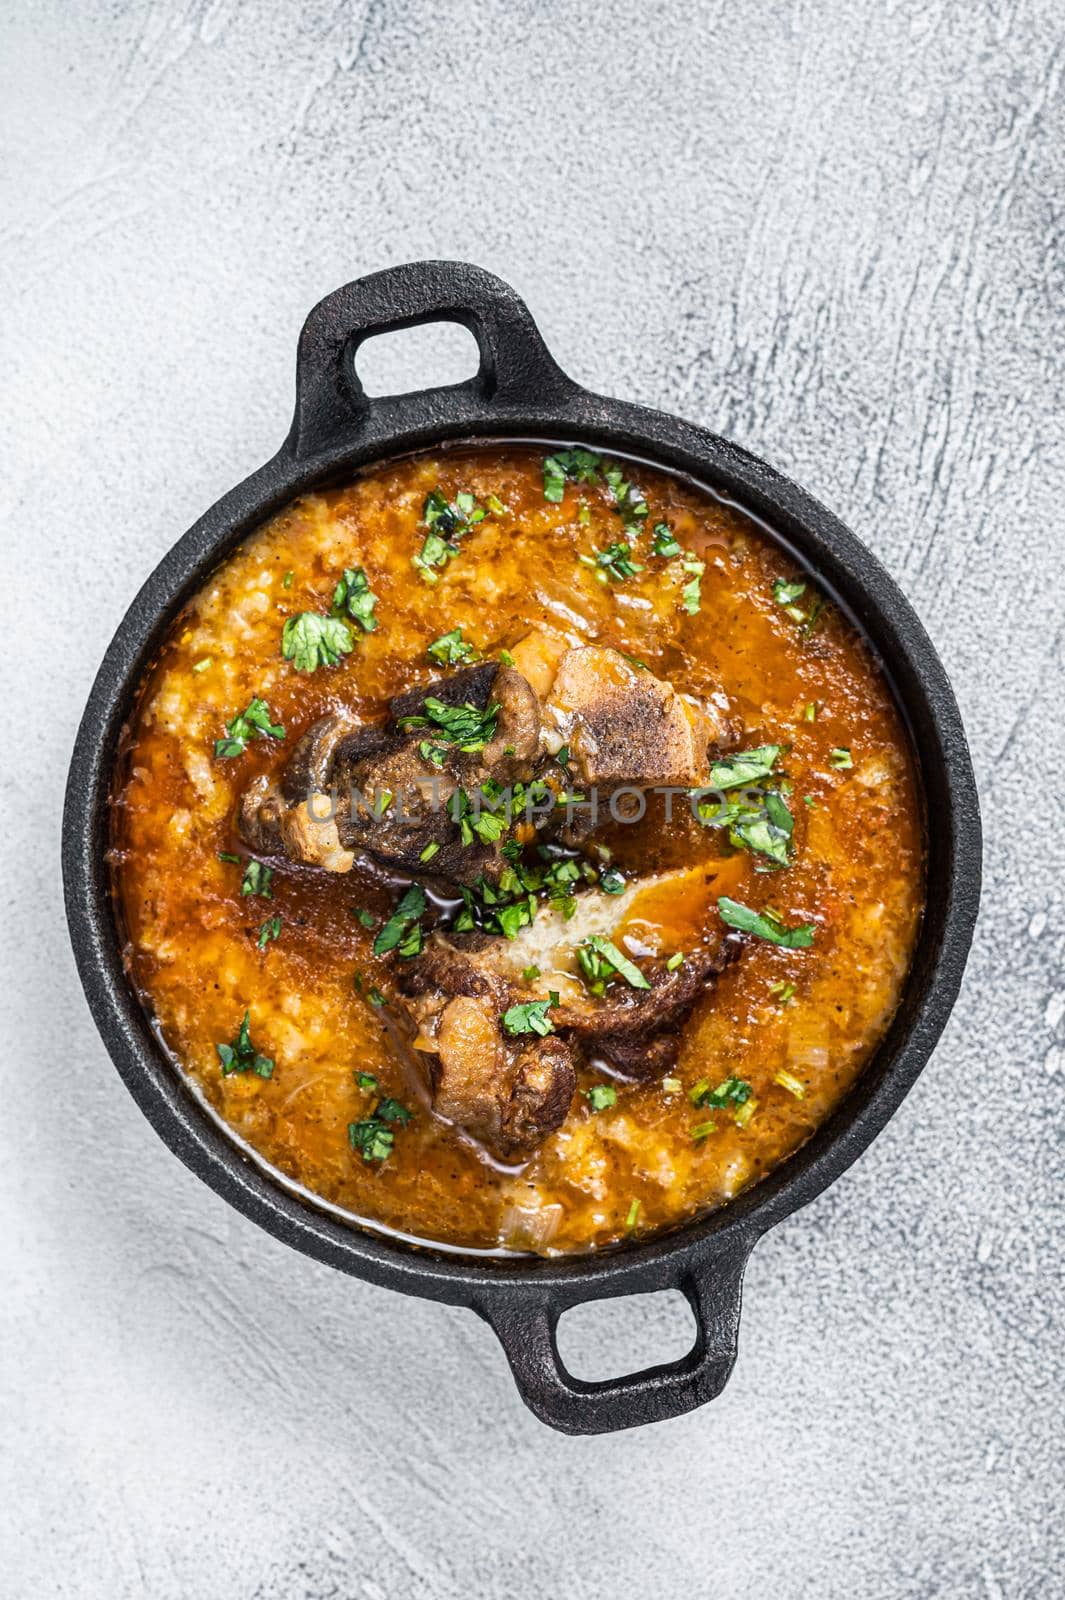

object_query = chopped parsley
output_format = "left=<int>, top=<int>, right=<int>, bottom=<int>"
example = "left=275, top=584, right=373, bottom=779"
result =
left=216, top=1011, right=274, bottom=1079
left=543, top=449, right=603, bottom=502
left=256, top=915, right=281, bottom=949
left=591, top=542, right=644, bottom=582
left=214, top=697, right=285, bottom=759
left=397, top=695, right=501, bottom=754
left=348, top=1094, right=412, bottom=1163
left=332, top=566, right=378, bottom=632
left=372, top=884, right=427, bottom=957
left=709, top=745, right=784, bottom=791
left=680, top=556, right=705, bottom=614
left=652, top=522, right=682, bottom=558
left=281, top=612, right=353, bottom=672
left=577, top=935, right=651, bottom=995
left=772, top=575, right=824, bottom=633
left=717, top=896, right=815, bottom=948
left=427, top=627, right=478, bottom=666
left=689, top=1075, right=752, bottom=1110
left=829, top=747, right=853, bottom=770
left=240, top=860, right=273, bottom=898
left=584, top=1084, right=618, bottom=1112
left=413, top=488, right=488, bottom=582
left=502, top=997, right=558, bottom=1037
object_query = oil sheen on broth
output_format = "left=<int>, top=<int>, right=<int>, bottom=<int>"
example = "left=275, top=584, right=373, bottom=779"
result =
left=112, top=446, right=924, bottom=1254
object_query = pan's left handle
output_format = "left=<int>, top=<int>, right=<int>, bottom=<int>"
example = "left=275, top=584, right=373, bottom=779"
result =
left=286, top=259, right=577, bottom=459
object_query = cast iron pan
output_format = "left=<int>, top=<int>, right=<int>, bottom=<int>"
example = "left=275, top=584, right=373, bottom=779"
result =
left=63, top=261, right=981, bottom=1434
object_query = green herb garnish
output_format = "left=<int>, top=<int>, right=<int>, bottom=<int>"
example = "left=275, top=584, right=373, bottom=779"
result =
left=216, top=1011, right=274, bottom=1079
left=689, top=1075, right=752, bottom=1110
left=256, top=915, right=281, bottom=948
left=717, top=897, right=815, bottom=947
left=241, top=860, right=273, bottom=899
left=332, top=566, right=378, bottom=632
left=543, top=449, right=603, bottom=502
left=584, top=1084, right=618, bottom=1112
left=598, top=865, right=626, bottom=895
left=348, top=1096, right=412, bottom=1163
left=398, top=695, right=501, bottom=753
left=652, top=522, right=681, bottom=558
left=427, top=627, right=478, bottom=666
left=214, top=697, right=285, bottom=759
left=577, top=935, right=651, bottom=994
left=592, top=542, right=644, bottom=582
left=372, top=884, right=427, bottom=957
left=281, top=612, right=353, bottom=672
left=680, top=557, right=704, bottom=614
left=413, top=488, right=488, bottom=581
left=829, top=747, right=853, bottom=770
left=502, top=998, right=558, bottom=1037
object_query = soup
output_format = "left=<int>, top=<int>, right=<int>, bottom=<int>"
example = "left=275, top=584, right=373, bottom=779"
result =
left=111, top=445, right=924, bottom=1254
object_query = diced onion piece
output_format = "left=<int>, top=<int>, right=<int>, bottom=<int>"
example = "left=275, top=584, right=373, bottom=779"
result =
left=734, top=1096, right=758, bottom=1128
left=500, top=1203, right=563, bottom=1251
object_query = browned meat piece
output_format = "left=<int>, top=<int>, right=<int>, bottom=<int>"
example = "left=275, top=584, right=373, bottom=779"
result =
left=238, top=662, right=541, bottom=884
left=541, top=645, right=720, bottom=786
left=422, top=995, right=577, bottom=1158
left=237, top=649, right=733, bottom=887
left=401, top=926, right=738, bottom=1083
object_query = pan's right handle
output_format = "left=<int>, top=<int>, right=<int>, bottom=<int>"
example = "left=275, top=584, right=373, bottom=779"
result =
left=475, top=1238, right=754, bottom=1436
left=286, top=259, right=577, bottom=459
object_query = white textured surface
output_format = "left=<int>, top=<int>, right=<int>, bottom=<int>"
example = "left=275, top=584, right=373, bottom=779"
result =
left=3, top=2, right=1063, bottom=1595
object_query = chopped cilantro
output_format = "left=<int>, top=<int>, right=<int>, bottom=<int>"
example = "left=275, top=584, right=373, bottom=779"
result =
left=689, top=1075, right=752, bottom=1110
left=652, top=522, right=682, bottom=558
left=680, top=556, right=705, bottom=614
left=214, top=697, right=285, bottom=760
left=591, top=542, right=643, bottom=582
left=584, top=1084, right=618, bottom=1112
left=543, top=449, right=603, bottom=502
left=348, top=1095, right=412, bottom=1164
left=709, top=745, right=784, bottom=791
left=427, top=627, right=478, bottom=666
left=355, top=1071, right=378, bottom=1090
left=332, top=566, right=378, bottom=632
left=397, top=695, right=501, bottom=753
left=502, top=998, right=557, bottom=1037
left=598, top=865, right=626, bottom=895
left=577, top=935, right=651, bottom=994
left=281, top=612, right=353, bottom=672
left=717, top=897, right=815, bottom=948
left=413, top=488, right=488, bottom=581
left=216, top=1011, right=274, bottom=1079
left=240, top=860, right=273, bottom=899
left=372, top=884, right=426, bottom=956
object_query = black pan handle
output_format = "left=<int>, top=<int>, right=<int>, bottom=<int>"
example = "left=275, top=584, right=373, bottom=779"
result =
left=286, top=260, right=577, bottom=459
left=476, top=1240, right=753, bottom=1435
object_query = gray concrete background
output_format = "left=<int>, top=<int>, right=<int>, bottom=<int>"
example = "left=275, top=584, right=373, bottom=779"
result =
left=2, top=1, right=1063, bottom=1595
